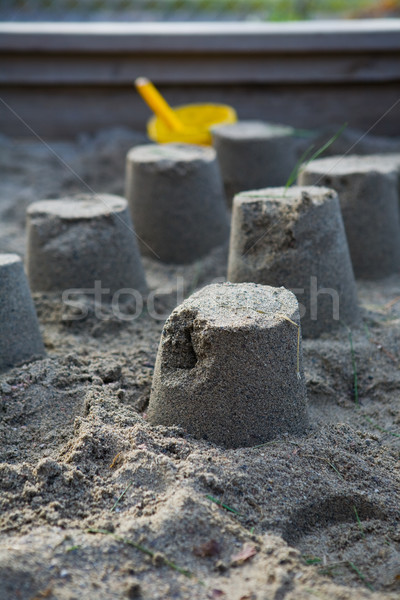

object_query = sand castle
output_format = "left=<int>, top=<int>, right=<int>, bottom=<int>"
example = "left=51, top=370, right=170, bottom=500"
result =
left=26, top=194, right=147, bottom=298
left=147, top=282, right=308, bottom=448
left=0, top=254, right=45, bottom=372
left=125, top=143, right=230, bottom=263
left=212, top=121, right=297, bottom=207
left=299, top=155, right=400, bottom=279
left=227, top=186, right=359, bottom=337
left=5, top=139, right=399, bottom=448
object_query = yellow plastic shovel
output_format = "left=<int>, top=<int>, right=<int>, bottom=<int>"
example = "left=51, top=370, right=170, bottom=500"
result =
left=135, top=77, right=237, bottom=145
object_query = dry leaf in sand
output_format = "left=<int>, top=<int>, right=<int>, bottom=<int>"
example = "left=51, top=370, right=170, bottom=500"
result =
left=231, top=543, right=257, bottom=565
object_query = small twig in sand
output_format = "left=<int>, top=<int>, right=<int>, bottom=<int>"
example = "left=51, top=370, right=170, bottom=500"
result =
left=364, top=323, right=398, bottom=363
left=110, top=481, right=134, bottom=512
left=87, top=528, right=193, bottom=578
left=369, top=339, right=398, bottom=364
left=300, top=453, right=344, bottom=479
left=31, top=588, right=53, bottom=600
left=383, top=295, right=400, bottom=311
left=109, top=452, right=122, bottom=469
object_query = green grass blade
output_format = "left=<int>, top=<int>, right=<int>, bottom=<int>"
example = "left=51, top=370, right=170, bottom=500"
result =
left=111, top=481, right=134, bottom=512
left=303, top=555, right=323, bottom=565
left=353, top=506, right=365, bottom=538
left=364, top=416, right=400, bottom=438
left=87, top=528, right=193, bottom=578
left=347, top=561, right=375, bottom=592
left=341, top=322, right=359, bottom=406
left=206, top=494, right=240, bottom=515
left=306, top=122, right=348, bottom=165
left=285, top=145, right=315, bottom=190
left=285, top=122, right=347, bottom=192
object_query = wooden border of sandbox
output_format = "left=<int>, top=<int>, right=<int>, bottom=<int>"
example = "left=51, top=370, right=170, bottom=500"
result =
left=1, top=19, right=400, bottom=138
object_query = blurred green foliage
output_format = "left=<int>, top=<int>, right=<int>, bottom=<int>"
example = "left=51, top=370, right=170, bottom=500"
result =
left=266, top=0, right=374, bottom=20
left=4, top=0, right=399, bottom=20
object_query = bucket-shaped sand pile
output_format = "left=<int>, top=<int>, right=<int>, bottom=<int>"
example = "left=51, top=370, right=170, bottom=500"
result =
left=26, top=194, right=147, bottom=298
left=147, top=282, right=308, bottom=448
left=0, top=254, right=45, bottom=372
left=125, top=143, right=230, bottom=264
left=211, top=121, right=297, bottom=207
left=227, top=186, right=359, bottom=337
left=298, top=155, right=400, bottom=279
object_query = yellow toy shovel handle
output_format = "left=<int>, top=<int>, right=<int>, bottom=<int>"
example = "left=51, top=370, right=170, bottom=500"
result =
left=135, top=77, right=184, bottom=132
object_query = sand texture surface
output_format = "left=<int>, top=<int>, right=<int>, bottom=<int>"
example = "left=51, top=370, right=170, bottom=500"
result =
left=0, top=128, right=399, bottom=600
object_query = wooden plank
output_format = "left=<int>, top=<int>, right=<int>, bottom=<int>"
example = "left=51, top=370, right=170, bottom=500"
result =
left=1, top=21, right=400, bottom=54
left=2, top=83, right=400, bottom=139
left=1, top=21, right=399, bottom=138
left=2, top=53, right=400, bottom=85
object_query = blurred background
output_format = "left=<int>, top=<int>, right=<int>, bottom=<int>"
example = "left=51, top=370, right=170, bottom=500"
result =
left=2, top=2, right=400, bottom=138
left=2, top=0, right=400, bottom=22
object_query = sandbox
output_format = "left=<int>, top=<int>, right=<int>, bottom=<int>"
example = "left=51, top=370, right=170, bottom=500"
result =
left=0, top=129, right=400, bottom=600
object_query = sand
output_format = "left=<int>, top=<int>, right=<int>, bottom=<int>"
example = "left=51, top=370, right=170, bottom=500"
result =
left=0, top=127, right=399, bottom=600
